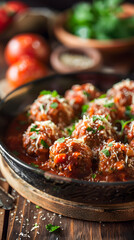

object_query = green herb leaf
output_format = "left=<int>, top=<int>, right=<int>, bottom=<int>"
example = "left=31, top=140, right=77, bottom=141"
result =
left=40, top=139, right=49, bottom=149
left=52, top=90, right=58, bottom=97
left=82, top=104, right=89, bottom=113
left=104, top=102, right=114, bottom=108
left=36, top=205, right=40, bottom=209
left=86, top=127, right=96, bottom=133
left=108, top=142, right=113, bottom=147
left=101, top=148, right=110, bottom=157
left=39, top=104, right=44, bottom=111
left=40, top=90, right=51, bottom=95
left=93, top=115, right=101, bottom=122
left=98, top=94, right=106, bottom=99
left=83, top=91, right=90, bottom=97
left=30, top=163, right=39, bottom=168
left=98, top=125, right=105, bottom=130
left=116, top=119, right=133, bottom=132
left=57, top=137, right=65, bottom=143
left=30, top=135, right=37, bottom=140
left=30, top=125, right=40, bottom=133
left=26, top=111, right=31, bottom=117
left=92, top=173, right=96, bottom=179
left=125, top=106, right=134, bottom=119
left=67, top=124, right=75, bottom=136
left=45, top=224, right=60, bottom=233
left=50, top=102, right=58, bottom=109
left=87, top=127, right=93, bottom=131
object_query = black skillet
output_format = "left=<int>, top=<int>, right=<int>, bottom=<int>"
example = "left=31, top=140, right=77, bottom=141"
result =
left=0, top=71, right=134, bottom=205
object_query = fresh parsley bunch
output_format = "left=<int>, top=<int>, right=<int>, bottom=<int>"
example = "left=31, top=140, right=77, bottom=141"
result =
left=66, top=0, right=134, bottom=40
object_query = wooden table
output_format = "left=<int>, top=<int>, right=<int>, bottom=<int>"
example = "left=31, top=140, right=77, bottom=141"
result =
left=0, top=43, right=134, bottom=240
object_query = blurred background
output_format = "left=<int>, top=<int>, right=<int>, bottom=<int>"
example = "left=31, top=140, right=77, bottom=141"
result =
left=1, top=0, right=134, bottom=96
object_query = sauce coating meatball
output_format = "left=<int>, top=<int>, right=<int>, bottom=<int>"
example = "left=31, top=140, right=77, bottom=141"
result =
left=49, top=138, right=92, bottom=178
left=72, top=115, right=117, bottom=150
left=99, top=140, right=134, bottom=174
left=123, top=121, right=134, bottom=147
left=87, top=98, right=119, bottom=122
left=23, top=120, right=63, bottom=160
left=107, top=79, right=134, bottom=107
left=28, top=92, right=74, bottom=128
left=65, top=83, right=101, bottom=114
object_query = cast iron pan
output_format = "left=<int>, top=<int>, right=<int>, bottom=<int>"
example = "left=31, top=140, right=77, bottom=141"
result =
left=0, top=71, right=134, bottom=205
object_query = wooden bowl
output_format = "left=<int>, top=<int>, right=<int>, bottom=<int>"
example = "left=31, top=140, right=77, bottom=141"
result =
left=50, top=46, right=102, bottom=73
left=54, top=12, right=134, bottom=53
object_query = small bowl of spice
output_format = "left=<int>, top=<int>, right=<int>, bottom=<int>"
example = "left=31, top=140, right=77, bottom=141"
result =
left=50, top=46, right=102, bottom=73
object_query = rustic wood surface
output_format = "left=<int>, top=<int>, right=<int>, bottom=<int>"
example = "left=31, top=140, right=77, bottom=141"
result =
left=1, top=37, right=134, bottom=240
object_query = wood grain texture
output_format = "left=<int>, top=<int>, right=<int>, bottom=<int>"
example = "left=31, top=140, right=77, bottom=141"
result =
left=0, top=172, right=9, bottom=240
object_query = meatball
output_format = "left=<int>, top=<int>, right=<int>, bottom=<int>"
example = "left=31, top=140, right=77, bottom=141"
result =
left=65, top=83, right=101, bottom=114
left=72, top=115, right=117, bottom=150
left=87, top=98, right=119, bottom=122
left=28, top=92, right=74, bottom=128
left=49, top=138, right=93, bottom=178
left=23, top=120, right=63, bottom=160
left=123, top=121, right=134, bottom=147
left=107, top=79, right=134, bottom=107
left=99, top=140, right=134, bottom=174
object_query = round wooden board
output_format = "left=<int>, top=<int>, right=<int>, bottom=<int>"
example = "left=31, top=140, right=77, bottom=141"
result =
left=0, top=156, right=134, bottom=222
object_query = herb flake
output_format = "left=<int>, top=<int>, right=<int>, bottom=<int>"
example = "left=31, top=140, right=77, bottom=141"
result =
left=50, top=102, right=58, bottom=109
left=82, top=104, right=89, bottom=113
left=57, top=137, right=65, bottom=143
left=41, top=139, right=49, bottom=149
left=101, top=148, right=110, bottom=157
left=45, top=224, right=60, bottom=233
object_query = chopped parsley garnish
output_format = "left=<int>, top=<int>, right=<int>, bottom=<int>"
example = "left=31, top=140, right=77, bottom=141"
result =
left=92, top=115, right=105, bottom=122
left=36, top=205, right=40, bottom=209
left=98, top=125, right=105, bottom=130
left=125, top=106, right=134, bottom=119
left=30, top=135, right=37, bottom=140
left=67, top=124, right=75, bottom=136
left=86, top=127, right=96, bottom=133
left=116, top=119, right=133, bottom=132
left=26, top=111, right=31, bottom=117
left=99, top=94, right=106, bottom=99
left=83, top=91, right=90, bottom=97
left=40, top=90, right=51, bottom=95
left=50, top=102, right=58, bottom=109
left=39, top=104, right=44, bottom=111
left=104, top=102, right=114, bottom=108
left=30, top=163, right=39, bottom=168
left=101, top=149, right=110, bottom=157
left=41, top=139, right=49, bottom=149
left=92, top=173, right=96, bottom=179
left=12, top=150, right=19, bottom=156
left=52, top=90, right=58, bottom=97
left=30, top=125, right=40, bottom=133
left=108, top=142, right=113, bottom=147
left=57, top=137, right=65, bottom=143
left=45, top=224, right=60, bottom=233
left=82, top=104, right=89, bottom=113
left=40, top=90, right=59, bottom=98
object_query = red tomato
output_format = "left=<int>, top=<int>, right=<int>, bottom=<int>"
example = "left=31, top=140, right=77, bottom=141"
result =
left=6, top=57, right=48, bottom=88
left=0, top=9, right=13, bottom=33
left=6, top=1, right=28, bottom=14
left=5, top=34, right=50, bottom=65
